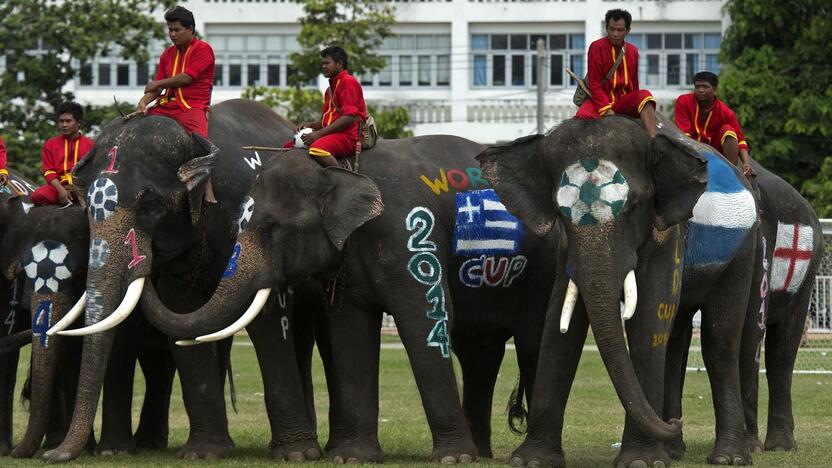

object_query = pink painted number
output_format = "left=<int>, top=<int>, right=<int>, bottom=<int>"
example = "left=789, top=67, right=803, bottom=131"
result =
left=102, top=146, right=119, bottom=174
left=124, top=229, right=146, bottom=269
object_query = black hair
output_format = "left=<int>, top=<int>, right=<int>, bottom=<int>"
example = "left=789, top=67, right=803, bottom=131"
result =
left=164, top=5, right=195, bottom=31
left=693, top=71, right=719, bottom=88
left=56, top=101, right=83, bottom=122
left=321, top=46, right=348, bottom=70
left=605, top=9, right=632, bottom=30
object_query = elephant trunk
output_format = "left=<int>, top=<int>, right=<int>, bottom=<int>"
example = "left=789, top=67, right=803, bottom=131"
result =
left=0, top=330, right=30, bottom=356
left=11, top=294, right=72, bottom=458
left=141, top=232, right=271, bottom=338
left=575, top=260, right=682, bottom=442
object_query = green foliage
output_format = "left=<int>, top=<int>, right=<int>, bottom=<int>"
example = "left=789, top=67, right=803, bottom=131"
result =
left=367, top=105, right=414, bottom=139
left=288, top=0, right=395, bottom=87
left=242, top=86, right=323, bottom=125
left=0, top=0, right=174, bottom=182
left=720, top=0, right=832, bottom=215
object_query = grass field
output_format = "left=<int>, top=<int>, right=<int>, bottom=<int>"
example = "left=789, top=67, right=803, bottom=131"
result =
left=4, top=336, right=832, bottom=467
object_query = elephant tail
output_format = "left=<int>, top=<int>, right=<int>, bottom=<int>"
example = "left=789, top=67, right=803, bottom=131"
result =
left=507, top=378, right=528, bottom=435
left=227, top=359, right=238, bottom=414
left=20, top=361, right=32, bottom=410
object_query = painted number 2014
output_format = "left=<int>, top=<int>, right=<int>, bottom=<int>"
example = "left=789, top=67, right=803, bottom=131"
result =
left=405, top=207, right=450, bottom=358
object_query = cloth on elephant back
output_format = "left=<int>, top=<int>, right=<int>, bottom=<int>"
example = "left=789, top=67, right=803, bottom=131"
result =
left=0, top=133, right=7, bottom=176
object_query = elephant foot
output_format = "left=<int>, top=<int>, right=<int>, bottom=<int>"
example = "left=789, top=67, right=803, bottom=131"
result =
left=178, top=435, right=235, bottom=460
left=96, top=437, right=135, bottom=456
left=508, top=439, right=565, bottom=468
left=471, top=434, right=493, bottom=459
left=329, top=438, right=384, bottom=464
left=11, top=440, right=41, bottom=458
left=706, top=442, right=752, bottom=465
left=744, top=433, right=763, bottom=453
left=0, top=441, right=10, bottom=457
left=431, top=442, right=478, bottom=464
left=43, top=447, right=80, bottom=463
left=764, top=430, right=797, bottom=452
left=134, top=430, right=168, bottom=450
left=664, top=436, right=686, bottom=461
left=614, top=441, right=672, bottom=468
left=270, top=437, right=322, bottom=461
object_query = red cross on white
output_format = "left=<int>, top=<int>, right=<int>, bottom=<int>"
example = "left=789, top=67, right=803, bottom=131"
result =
left=770, top=222, right=814, bottom=294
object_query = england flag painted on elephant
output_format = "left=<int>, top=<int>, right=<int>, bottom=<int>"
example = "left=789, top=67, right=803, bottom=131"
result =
left=453, top=189, right=524, bottom=255
left=685, top=150, right=756, bottom=267
left=770, top=222, right=814, bottom=293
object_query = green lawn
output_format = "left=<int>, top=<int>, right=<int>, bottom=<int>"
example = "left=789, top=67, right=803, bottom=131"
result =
left=5, top=336, right=832, bottom=467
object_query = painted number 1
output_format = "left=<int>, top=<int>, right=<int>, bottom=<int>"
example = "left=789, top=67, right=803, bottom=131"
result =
left=124, top=229, right=146, bottom=269
left=102, top=146, right=119, bottom=174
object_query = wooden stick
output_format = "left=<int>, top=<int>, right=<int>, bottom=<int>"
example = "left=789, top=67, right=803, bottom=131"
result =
left=242, top=145, right=291, bottom=152
left=566, top=69, right=591, bottom=96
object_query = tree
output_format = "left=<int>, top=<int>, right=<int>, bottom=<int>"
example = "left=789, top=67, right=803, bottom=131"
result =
left=288, top=0, right=395, bottom=87
left=0, top=0, right=174, bottom=181
left=720, top=0, right=832, bottom=214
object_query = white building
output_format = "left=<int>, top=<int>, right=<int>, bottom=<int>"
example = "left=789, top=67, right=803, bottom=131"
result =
left=70, top=0, right=728, bottom=143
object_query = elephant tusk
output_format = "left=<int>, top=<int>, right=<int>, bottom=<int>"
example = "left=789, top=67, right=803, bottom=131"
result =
left=192, top=288, right=272, bottom=343
left=59, top=278, right=145, bottom=336
left=560, top=279, right=579, bottom=333
left=175, top=339, right=201, bottom=347
left=46, top=291, right=87, bottom=336
left=622, top=270, right=637, bottom=320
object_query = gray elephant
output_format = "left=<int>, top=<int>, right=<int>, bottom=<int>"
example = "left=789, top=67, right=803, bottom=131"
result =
left=136, top=135, right=557, bottom=462
left=42, top=99, right=320, bottom=462
left=0, top=199, right=177, bottom=458
left=478, top=115, right=769, bottom=467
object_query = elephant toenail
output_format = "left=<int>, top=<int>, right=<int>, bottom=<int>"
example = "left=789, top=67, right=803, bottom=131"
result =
left=333, top=455, right=345, bottom=464
left=288, top=451, right=304, bottom=462
left=182, top=452, right=198, bottom=460
left=306, top=448, right=322, bottom=460
left=459, top=454, right=473, bottom=463
left=732, top=456, right=745, bottom=465
left=631, top=460, right=649, bottom=468
left=441, top=455, right=457, bottom=464
left=774, top=446, right=785, bottom=452
left=713, top=455, right=729, bottom=464
left=509, top=456, right=525, bottom=467
left=99, top=450, right=114, bottom=457
left=528, top=461, right=541, bottom=468
left=203, top=453, right=217, bottom=460
left=346, top=457, right=360, bottom=464
left=653, top=461, right=667, bottom=468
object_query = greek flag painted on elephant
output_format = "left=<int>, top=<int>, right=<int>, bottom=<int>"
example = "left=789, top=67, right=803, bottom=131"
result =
left=453, top=189, right=524, bottom=255
left=684, top=150, right=756, bottom=267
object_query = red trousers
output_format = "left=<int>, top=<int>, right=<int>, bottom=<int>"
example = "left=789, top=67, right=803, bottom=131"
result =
left=707, top=123, right=741, bottom=155
left=149, top=105, right=208, bottom=137
left=31, top=184, right=66, bottom=205
left=283, top=132, right=357, bottom=158
left=575, top=89, right=655, bottom=120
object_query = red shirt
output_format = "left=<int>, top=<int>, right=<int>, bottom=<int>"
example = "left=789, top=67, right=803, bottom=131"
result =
left=675, top=93, right=749, bottom=151
left=322, top=70, right=367, bottom=140
left=0, top=134, right=7, bottom=175
left=42, top=134, right=95, bottom=185
left=586, top=37, right=641, bottom=116
left=156, top=38, right=214, bottom=111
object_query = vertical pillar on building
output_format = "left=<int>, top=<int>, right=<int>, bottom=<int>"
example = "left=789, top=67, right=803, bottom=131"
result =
left=450, top=4, right=469, bottom=126
left=584, top=0, right=605, bottom=73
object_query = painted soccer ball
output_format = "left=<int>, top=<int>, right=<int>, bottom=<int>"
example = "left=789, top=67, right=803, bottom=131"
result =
left=557, top=159, right=629, bottom=226
left=22, top=240, right=73, bottom=294
left=294, top=127, right=314, bottom=148
left=87, top=176, right=118, bottom=221
left=238, top=197, right=255, bottom=232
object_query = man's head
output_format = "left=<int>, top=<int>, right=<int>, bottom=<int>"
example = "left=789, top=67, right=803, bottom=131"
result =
left=605, top=9, right=632, bottom=46
left=164, top=6, right=195, bottom=48
left=56, top=101, right=83, bottom=138
left=320, top=46, right=348, bottom=78
left=693, top=71, right=719, bottom=104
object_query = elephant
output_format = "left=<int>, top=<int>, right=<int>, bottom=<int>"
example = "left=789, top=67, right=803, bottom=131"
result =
left=41, top=99, right=321, bottom=462
left=135, top=135, right=557, bottom=462
left=477, top=115, right=770, bottom=467
left=0, top=197, right=177, bottom=458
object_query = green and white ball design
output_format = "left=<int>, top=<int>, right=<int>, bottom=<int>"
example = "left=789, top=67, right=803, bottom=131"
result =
left=557, top=159, right=628, bottom=226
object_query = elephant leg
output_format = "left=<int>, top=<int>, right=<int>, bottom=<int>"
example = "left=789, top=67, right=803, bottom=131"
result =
left=452, top=328, right=508, bottom=458
left=763, top=293, right=809, bottom=452
left=169, top=340, right=235, bottom=460
left=0, top=348, right=19, bottom=456
left=133, top=335, right=175, bottom=450
left=96, top=323, right=139, bottom=456
left=510, top=300, right=589, bottom=468
left=662, top=311, right=694, bottom=460
left=246, top=306, right=321, bottom=461
left=43, top=370, right=69, bottom=450
left=293, top=281, right=328, bottom=429
left=700, top=278, right=753, bottom=465
left=739, top=296, right=766, bottom=453
left=325, top=299, right=384, bottom=463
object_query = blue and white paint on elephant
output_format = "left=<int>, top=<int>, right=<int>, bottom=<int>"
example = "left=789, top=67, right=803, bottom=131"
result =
left=85, top=288, right=105, bottom=323
left=684, top=151, right=756, bottom=267
left=23, top=240, right=73, bottom=294
left=223, top=243, right=242, bottom=279
left=87, top=176, right=118, bottom=221
left=405, top=207, right=450, bottom=358
left=238, top=197, right=255, bottom=233
left=771, top=222, right=814, bottom=294
left=459, top=255, right=527, bottom=288
left=557, top=159, right=628, bottom=226
left=32, top=300, right=52, bottom=347
left=454, top=189, right=523, bottom=255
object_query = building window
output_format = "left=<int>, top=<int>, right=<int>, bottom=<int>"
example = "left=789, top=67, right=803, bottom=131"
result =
left=399, top=55, right=413, bottom=86
left=98, top=63, right=111, bottom=86
left=472, top=33, right=584, bottom=88
left=437, top=55, right=450, bottom=86
left=80, top=63, right=93, bottom=86
left=210, top=34, right=304, bottom=88
left=379, top=55, right=392, bottom=86
left=360, top=34, right=451, bottom=89
left=117, top=64, right=130, bottom=86
left=628, top=32, right=721, bottom=88
left=229, top=56, right=242, bottom=87
left=248, top=63, right=261, bottom=86
left=136, top=63, right=148, bottom=86
left=418, top=55, right=432, bottom=86
left=267, top=63, right=280, bottom=86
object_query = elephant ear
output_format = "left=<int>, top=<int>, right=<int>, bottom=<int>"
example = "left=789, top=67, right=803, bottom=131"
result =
left=476, top=134, right=554, bottom=237
left=651, top=118, right=708, bottom=231
left=320, top=167, right=384, bottom=250
left=178, top=132, right=219, bottom=225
